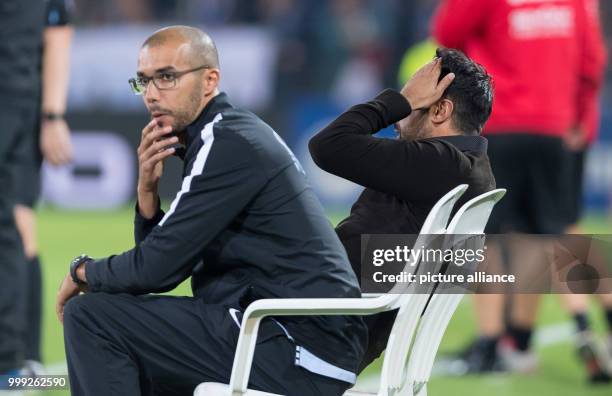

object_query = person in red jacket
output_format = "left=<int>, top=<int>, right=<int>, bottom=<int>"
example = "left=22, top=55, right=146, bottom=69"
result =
left=432, top=0, right=608, bottom=377
left=557, top=2, right=612, bottom=381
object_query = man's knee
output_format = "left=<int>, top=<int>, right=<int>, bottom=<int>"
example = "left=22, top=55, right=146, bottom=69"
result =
left=64, top=293, right=107, bottom=326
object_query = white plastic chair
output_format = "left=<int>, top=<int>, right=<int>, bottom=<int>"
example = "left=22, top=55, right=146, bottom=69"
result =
left=194, top=184, right=469, bottom=396
left=403, top=188, right=506, bottom=396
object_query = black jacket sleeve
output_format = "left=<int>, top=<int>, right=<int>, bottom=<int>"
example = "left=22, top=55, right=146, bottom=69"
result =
left=308, top=89, right=469, bottom=202
left=85, top=132, right=266, bottom=294
left=133, top=200, right=165, bottom=245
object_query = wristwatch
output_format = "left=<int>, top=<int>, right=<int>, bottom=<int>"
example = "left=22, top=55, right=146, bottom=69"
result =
left=42, top=112, right=65, bottom=121
left=70, top=254, right=92, bottom=286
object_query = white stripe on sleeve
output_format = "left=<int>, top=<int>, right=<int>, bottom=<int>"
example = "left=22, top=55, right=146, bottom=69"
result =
left=159, top=113, right=223, bottom=226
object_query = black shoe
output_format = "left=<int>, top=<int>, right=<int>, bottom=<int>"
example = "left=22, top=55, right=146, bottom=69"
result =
left=434, top=337, right=503, bottom=376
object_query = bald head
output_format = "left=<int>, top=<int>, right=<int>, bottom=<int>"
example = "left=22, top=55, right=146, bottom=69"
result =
left=137, top=26, right=222, bottom=133
left=142, top=25, right=219, bottom=69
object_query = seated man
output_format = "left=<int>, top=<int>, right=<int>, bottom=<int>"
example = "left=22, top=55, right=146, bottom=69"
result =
left=56, top=26, right=367, bottom=396
left=309, top=48, right=496, bottom=372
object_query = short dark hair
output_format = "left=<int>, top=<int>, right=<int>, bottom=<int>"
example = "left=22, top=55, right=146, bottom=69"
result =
left=436, top=48, right=493, bottom=135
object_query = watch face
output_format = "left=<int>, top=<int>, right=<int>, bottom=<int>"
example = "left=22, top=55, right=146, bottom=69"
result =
left=70, top=255, right=90, bottom=285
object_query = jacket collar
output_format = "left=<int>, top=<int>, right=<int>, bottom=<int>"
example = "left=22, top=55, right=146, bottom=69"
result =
left=183, top=92, right=232, bottom=150
left=434, top=135, right=488, bottom=153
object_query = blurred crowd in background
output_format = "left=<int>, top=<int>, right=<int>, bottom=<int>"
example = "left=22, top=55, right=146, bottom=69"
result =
left=44, top=0, right=611, bottom=212
left=72, top=0, right=612, bottom=105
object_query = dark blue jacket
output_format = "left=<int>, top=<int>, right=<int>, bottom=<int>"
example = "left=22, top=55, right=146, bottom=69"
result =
left=85, top=93, right=367, bottom=376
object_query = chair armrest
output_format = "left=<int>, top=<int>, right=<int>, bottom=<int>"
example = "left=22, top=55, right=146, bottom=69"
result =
left=244, top=296, right=396, bottom=318
left=361, top=293, right=383, bottom=298
left=229, top=295, right=397, bottom=395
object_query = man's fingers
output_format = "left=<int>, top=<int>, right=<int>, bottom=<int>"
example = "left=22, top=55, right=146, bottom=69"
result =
left=141, top=136, right=178, bottom=162
left=51, top=154, right=61, bottom=166
left=141, top=119, right=158, bottom=138
left=45, top=152, right=56, bottom=165
left=141, top=126, right=159, bottom=147
left=56, top=275, right=82, bottom=324
left=141, top=125, right=173, bottom=149
left=56, top=286, right=66, bottom=324
left=141, top=121, right=170, bottom=147
left=427, top=57, right=439, bottom=68
left=56, top=300, right=64, bottom=324
left=428, top=58, right=442, bottom=81
left=45, top=143, right=70, bottom=166
left=55, top=146, right=70, bottom=165
left=48, top=150, right=61, bottom=166
left=143, top=147, right=175, bottom=170
left=64, top=146, right=74, bottom=163
left=437, top=72, right=455, bottom=93
left=150, top=146, right=176, bottom=163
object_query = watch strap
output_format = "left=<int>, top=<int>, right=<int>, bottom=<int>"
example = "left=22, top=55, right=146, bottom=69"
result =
left=42, top=112, right=65, bottom=121
left=70, top=254, right=92, bottom=285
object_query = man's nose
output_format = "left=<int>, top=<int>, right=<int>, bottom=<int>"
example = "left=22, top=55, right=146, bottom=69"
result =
left=144, top=81, right=160, bottom=103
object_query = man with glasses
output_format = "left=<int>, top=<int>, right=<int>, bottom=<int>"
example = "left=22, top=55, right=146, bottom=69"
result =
left=55, top=25, right=367, bottom=396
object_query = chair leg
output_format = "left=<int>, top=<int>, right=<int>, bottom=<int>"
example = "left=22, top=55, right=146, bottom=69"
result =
left=413, top=382, right=427, bottom=396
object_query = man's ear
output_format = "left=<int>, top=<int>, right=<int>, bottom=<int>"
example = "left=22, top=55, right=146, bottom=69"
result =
left=203, top=68, right=220, bottom=95
left=431, top=99, right=454, bottom=125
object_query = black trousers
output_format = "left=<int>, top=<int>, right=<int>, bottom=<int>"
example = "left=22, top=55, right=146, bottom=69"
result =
left=0, top=191, right=26, bottom=373
left=357, top=310, right=397, bottom=373
left=63, top=293, right=349, bottom=396
left=485, top=133, right=567, bottom=234
left=0, top=106, right=29, bottom=373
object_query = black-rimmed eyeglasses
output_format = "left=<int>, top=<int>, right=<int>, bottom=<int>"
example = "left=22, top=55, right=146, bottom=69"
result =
left=128, top=65, right=210, bottom=95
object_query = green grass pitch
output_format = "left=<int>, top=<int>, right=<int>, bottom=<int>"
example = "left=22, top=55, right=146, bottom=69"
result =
left=31, top=206, right=612, bottom=395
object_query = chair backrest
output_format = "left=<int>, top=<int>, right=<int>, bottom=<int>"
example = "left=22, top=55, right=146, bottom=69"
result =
left=376, top=185, right=468, bottom=394
left=401, top=188, right=506, bottom=396
left=386, top=184, right=468, bottom=296
left=446, top=189, right=506, bottom=235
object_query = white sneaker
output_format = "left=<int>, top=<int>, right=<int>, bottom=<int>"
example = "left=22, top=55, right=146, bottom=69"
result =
left=575, top=331, right=611, bottom=383
left=20, top=360, right=46, bottom=377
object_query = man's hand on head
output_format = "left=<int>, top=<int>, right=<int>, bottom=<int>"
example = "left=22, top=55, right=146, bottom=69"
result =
left=400, top=58, right=455, bottom=111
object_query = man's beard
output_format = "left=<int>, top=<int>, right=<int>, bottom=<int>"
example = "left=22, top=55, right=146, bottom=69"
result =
left=152, top=85, right=204, bottom=133
left=401, top=116, right=429, bottom=141
left=173, top=87, right=204, bottom=132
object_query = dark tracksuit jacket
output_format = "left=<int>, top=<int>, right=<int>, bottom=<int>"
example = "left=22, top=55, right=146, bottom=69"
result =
left=84, top=93, right=367, bottom=381
left=309, top=88, right=496, bottom=371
